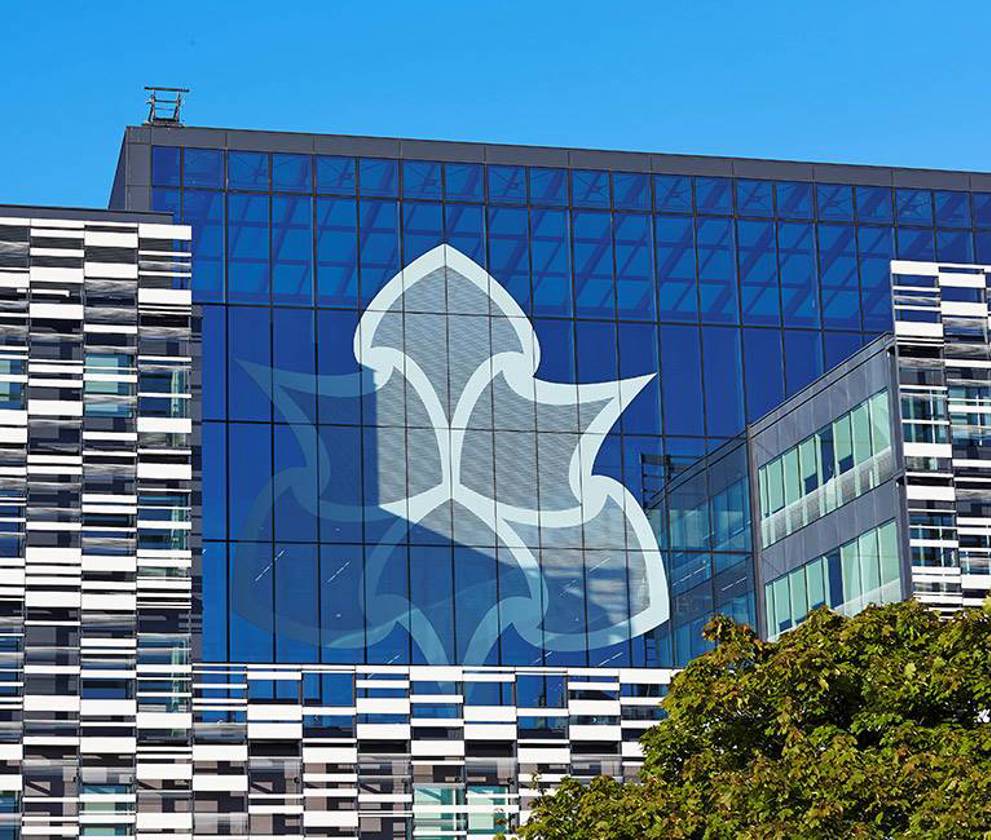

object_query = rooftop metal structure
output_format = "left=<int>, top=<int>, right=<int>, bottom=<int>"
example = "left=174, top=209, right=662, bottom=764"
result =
left=144, top=86, right=189, bottom=126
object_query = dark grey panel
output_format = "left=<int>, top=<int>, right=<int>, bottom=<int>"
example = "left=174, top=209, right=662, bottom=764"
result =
left=650, top=154, right=733, bottom=176
left=732, top=158, right=814, bottom=181
left=811, top=163, right=892, bottom=186
left=400, top=140, right=483, bottom=162
left=126, top=141, right=151, bottom=189
left=148, top=126, right=226, bottom=149
left=893, top=169, right=970, bottom=189
left=569, top=149, right=650, bottom=172
left=484, top=144, right=569, bottom=166
left=225, top=130, right=312, bottom=152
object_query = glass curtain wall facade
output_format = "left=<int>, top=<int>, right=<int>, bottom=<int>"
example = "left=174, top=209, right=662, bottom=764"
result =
left=133, top=138, right=991, bottom=670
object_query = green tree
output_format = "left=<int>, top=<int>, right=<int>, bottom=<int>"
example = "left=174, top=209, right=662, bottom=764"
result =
left=507, top=601, right=991, bottom=839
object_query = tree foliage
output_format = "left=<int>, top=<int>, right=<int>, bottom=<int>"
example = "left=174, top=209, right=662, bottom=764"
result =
left=509, top=601, right=991, bottom=839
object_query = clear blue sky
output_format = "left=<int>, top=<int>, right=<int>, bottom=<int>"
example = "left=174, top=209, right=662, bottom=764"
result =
left=3, top=0, right=990, bottom=208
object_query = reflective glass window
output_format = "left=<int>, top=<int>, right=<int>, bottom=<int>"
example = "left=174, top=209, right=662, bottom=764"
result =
left=358, top=199, right=399, bottom=305
left=229, top=542, right=274, bottom=660
left=815, top=183, right=854, bottom=221
left=974, top=193, right=991, bottom=228
left=696, top=217, right=738, bottom=323
left=612, top=172, right=649, bottom=210
left=737, top=220, right=780, bottom=326
left=202, top=423, right=227, bottom=542
left=487, top=165, right=526, bottom=203
left=274, top=427, right=318, bottom=542
left=444, top=162, right=483, bottom=201
left=824, top=331, right=862, bottom=371
left=895, top=188, right=934, bottom=226
left=229, top=423, right=273, bottom=542
left=228, top=307, right=271, bottom=421
left=783, top=329, right=822, bottom=397
left=152, top=187, right=179, bottom=217
left=227, top=193, right=270, bottom=303
left=183, top=148, right=223, bottom=187
left=856, top=185, right=893, bottom=222
left=896, top=227, right=935, bottom=261
left=618, top=322, right=661, bottom=434
left=614, top=213, right=654, bottom=319
left=151, top=145, right=180, bottom=186
left=201, top=305, right=226, bottom=421
left=181, top=189, right=224, bottom=302
left=410, top=546, right=455, bottom=664
left=275, top=544, right=318, bottom=662
left=228, top=151, right=269, bottom=190
left=572, top=211, right=615, bottom=317
left=858, top=225, right=894, bottom=333
left=358, top=158, right=399, bottom=198
left=531, top=209, right=572, bottom=317
left=316, top=155, right=356, bottom=195
left=977, top=231, right=991, bottom=262
left=935, top=190, right=971, bottom=227
left=202, top=544, right=228, bottom=661
left=316, top=309, right=361, bottom=425
left=660, top=325, right=703, bottom=435
left=455, top=548, right=499, bottom=665
left=736, top=179, right=773, bottom=217
left=936, top=229, right=973, bottom=262
left=654, top=175, right=692, bottom=213
left=317, top=425, right=363, bottom=543
left=402, top=201, right=443, bottom=263
left=818, top=224, right=860, bottom=329
left=695, top=177, right=732, bottom=215
left=572, top=170, right=610, bottom=208
left=775, top=181, right=812, bottom=220
left=529, top=167, right=568, bottom=206
left=778, top=222, right=818, bottom=328
left=402, top=160, right=442, bottom=200
left=702, top=326, right=744, bottom=437
left=273, top=308, right=316, bottom=424
left=316, top=197, right=358, bottom=307
left=272, top=153, right=311, bottom=192
left=320, top=545, right=364, bottom=663
left=743, top=328, right=783, bottom=421
left=272, top=195, right=313, bottom=304
left=656, top=215, right=697, bottom=321
left=445, top=203, right=485, bottom=265
left=487, top=206, right=530, bottom=311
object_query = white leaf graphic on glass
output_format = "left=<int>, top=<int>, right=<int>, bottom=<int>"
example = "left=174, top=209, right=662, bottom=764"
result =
left=237, top=244, right=669, bottom=664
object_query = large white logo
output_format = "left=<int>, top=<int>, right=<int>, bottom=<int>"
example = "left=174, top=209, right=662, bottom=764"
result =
left=239, top=245, right=669, bottom=664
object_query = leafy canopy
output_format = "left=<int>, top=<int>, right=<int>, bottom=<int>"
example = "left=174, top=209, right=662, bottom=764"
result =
left=510, top=601, right=991, bottom=839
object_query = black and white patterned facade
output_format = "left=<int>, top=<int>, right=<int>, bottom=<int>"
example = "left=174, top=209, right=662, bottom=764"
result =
left=892, top=260, right=991, bottom=612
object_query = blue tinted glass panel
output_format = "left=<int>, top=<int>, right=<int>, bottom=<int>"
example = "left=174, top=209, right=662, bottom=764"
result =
left=702, top=327, right=744, bottom=437
left=572, top=170, right=610, bottom=208
left=487, top=165, right=526, bottom=203
left=410, top=546, right=454, bottom=664
left=228, top=194, right=270, bottom=303
left=975, top=194, right=991, bottom=228
left=274, top=426, right=318, bottom=541
left=228, top=307, right=271, bottom=421
left=936, top=229, right=973, bottom=262
left=660, top=325, right=703, bottom=435
left=573, top=211, right=615, bottom=318
left=576, top=320, right=618, bottom=384
left=529, top=168, right=568, bottom=206
left=856, top=186, right=893, bottom=223
left=695, top=177, right=732, bottom=214
left=488, top=206, right=530, bottom=311
left=202, top=544, right=228, bottom=661
left=656, top=215, right=697, bottom=321
left=444, top=162, right=483, bottom=201
left=896, top=189, right=934, bottom=226
left=363, top=537, right=409, bottom=663
left=783, top=329, right=823, bottom=397
left=618, top=322, right=661, bottom=434
left=317, top=425, right=362, bottom=542
left=858, top=225, right=894, bottom=333
left=273, top=308, right=316, bottom=424
left=358, top=200, right=399, bottom=305
left=151, top=146, right=180, bottom=186
left=654, top=175, right=692, bottom=213
left=737, top=220, right=779, bottom=326
left=778, top=222, right=818, bottom=328
left=275, top=544, right=318, bottom=662
left=444, top=204, right=485, bottom=265
left=181, top=190, right=224, bottom=302
left=977, top=231, right=991, bottom=262
left=183, top=148, right=223, bottom=187
left=320, top=545, right=364, bottom=663
left=402, top=201, right=443, bottom=263
left=534, top=318, right=574, bottom=384
left=272, top=196, right=312, bottom=305
left=824, top=332, right=862, bottom=371
left=152, top=187, right=179, bottom=217
left=316, top=309, right=361, bottom=425
left=402, top=160, right=442, bottom=200
left=228, top=151, right=269, bottom=190
left=816, top=184, right=854, bottom=221
left=613, top=172, right=649, bottom=211
left=358, top=158, right=398, bottom=197
left=532, top=209, right=572, bottom=317
left=696, top=217, right=738, bottom=323
left=775, top=182, right=812, bottom=220
left=316, top=156, right=356, bottom=194
left=272, top=154, right=311, bottom=192
left=743, top=328, right=783, bottom=421
left=316, top=198, right=358, bottom=307
left=201, top=306, right=226, bottom=420
left=736, top=180, right=773, bottom=217
left=455, top=547, right=499, bottom=665
left=818, top=224, right=859, bottom=329
left=935, top=191, right=970, bottom=228
left=202, top=423, right=227, bottom=541
left=896, top=227, right=935, bottom=261
left=230, top=542, right=274, bottom=661
left=614, top=213, right=654, bottom=319
left=229, top=425, right=273, bottom=541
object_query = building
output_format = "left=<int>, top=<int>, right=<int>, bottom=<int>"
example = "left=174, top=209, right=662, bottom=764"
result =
left=0, top=125, right=975, bottom=839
